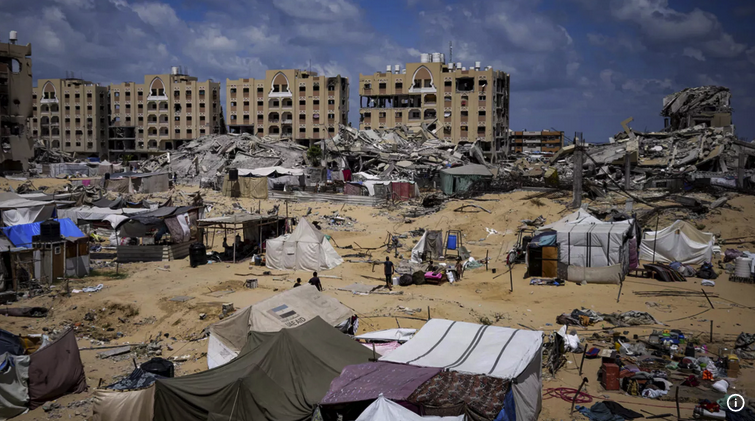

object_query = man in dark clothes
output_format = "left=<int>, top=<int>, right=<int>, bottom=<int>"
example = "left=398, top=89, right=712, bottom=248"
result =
left=384, top=257, right=394, bottom=290
left=308, top=272, right=322, bottom=291
left=293, top=278, right=302, bottom=288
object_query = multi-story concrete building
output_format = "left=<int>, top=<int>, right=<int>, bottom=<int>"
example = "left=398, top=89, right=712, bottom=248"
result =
left=109, top=67, right=222, bottom=160
left=225, top=69, right=349, bottom=146
left=0, top=31, right=34, bottom=171
left=509, top=130, right=564, bottom=154
left=359, top=54, right=510, bottom=161
left=31, top=77, right=109, bottom=158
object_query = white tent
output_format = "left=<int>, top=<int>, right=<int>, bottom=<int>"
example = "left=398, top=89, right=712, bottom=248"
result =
left=355, top=328, right=416, bottom=343
left=356, top=395, right=463, bottom=421
left=265, top=218, right=343, bottom=271
left=380, top=319, right=543, bottom=421
left=639, top=220, right=715, bottom=265
left=207, top=285, right=353, bottom=368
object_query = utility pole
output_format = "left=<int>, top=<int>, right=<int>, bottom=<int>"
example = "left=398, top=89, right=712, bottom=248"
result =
left=571, top=132, right=583, bottom=209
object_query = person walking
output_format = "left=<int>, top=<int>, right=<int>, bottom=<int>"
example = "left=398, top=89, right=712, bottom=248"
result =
left=383, top=257, right=394, bottom=290
left=308, top=272, right=322, bottom=291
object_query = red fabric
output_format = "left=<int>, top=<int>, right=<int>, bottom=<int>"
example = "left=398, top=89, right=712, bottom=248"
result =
left=342, top=170, right=352, bottom=181
left=391, top=182, right=415, bottom=201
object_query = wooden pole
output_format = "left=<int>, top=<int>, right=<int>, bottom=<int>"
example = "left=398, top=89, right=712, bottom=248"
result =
left=710, top=320, right=713, bottom=343
left=570, top=378, right=588, bottom=414
left=651, top=213, right=660, bottom=264
left=616, top=281, right=623, bottom=303
left=427, top=306, right=431, bottom=321
left=701, top=288, right=715, bottom=309
left=675, top=384, right=681, bottom=420
left=572, top=134, right=583, bottom=209
left=578, top=347, right=587, bottom=376
left=485, top=250, right=489, bottom=271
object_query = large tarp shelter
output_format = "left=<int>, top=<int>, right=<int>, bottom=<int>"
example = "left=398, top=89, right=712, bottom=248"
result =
left=92, top=386, right=155, bottom=421
left=533, top=210, right=634, bottom=284
left=207, top=285, right=353, bottom=368
left=28, top=329, right=87, bottom=409
left=153, top=317, right=374, bottom=421
left=0, top=353, right=30, bottom=420
left=106, top=172, right=170, bottom=194
left=222, top=175, right=268, bottom=199
left=56, top=206, right=148, bottom=226
left=355, top=395, right=464, bottom=421
left=411, top=230, right=444, bottom=263
left=639, top=220, right=716, bottom=265
left=0, top=192, right=57, bottom=226
left=321, top=362, right=441, bottom=405
left=265, top=217, right=343, bottom=271
left=1, top=218, right=84, bottom=249
left=380, top=319, right=543, bottom=421
left=439, top=165, right=493, bottom=195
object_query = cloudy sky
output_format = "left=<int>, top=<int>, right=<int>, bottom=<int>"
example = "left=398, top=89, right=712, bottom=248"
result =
left=4, top=0, right=754, bottom=142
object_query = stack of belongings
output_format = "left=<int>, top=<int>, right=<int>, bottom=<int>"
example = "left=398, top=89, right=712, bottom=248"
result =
left=321, top=319, right=544, bottom=421
left=1, top=329, right=87, bottom=419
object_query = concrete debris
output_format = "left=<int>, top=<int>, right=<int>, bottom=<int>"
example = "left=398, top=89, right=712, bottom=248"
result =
left=661, top=86, right=732, bottom=131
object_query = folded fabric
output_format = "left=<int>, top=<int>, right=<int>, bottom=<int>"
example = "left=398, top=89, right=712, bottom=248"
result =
left=586, top=347, right=600, bottom=358
left=642, top=388, right=668, bottom=399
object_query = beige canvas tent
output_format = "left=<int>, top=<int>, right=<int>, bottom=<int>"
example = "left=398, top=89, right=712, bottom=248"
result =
left=265, top=218, right=343, bottom=271
left=207, top=285, right=353, bottom=368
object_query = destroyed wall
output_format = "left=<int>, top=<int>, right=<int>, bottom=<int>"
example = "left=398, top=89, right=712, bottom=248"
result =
left=661, top=86, right=732, bottom=131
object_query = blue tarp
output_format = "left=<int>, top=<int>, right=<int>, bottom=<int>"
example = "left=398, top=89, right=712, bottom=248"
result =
left=1, top=218, right=84, bottom=249
left=528, top=232, right=557, bottom=248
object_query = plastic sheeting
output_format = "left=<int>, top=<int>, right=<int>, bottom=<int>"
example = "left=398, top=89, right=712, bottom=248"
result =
left=92, top=386, right=155, bottom=421
left=356, top=328, right=416, bottom=342
left=356, top=395, right=464, bottom=421
left=207, top=285, right=353, bottom=368
left=28, top=329, right=87, bottom=410
left=1, top=218, right=84, bottom=249
left=265, top=218, right=342, bottom=271
left=321, top=362, right=441, bottom=405
left=0, top=353, right=30, bottom=420
left=639, top=220, right=716, bottom=265
left=0, top=193, right=57, bottom=226
left=221, top=175, right=268, bottom=199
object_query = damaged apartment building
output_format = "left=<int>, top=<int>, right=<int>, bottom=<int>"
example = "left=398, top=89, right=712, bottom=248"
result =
left=0, top=30, right=34, bottom=172
left=225, top=70, right=349, bottom=146
left=661, top=86, right=732, bottom=131
left=359, top=53, right=510, bottom=162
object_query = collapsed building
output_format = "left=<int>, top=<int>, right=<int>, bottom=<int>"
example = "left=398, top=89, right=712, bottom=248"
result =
left=661, top=86, right=732, bottom=132
left=0, top=30, right=34, bottom=172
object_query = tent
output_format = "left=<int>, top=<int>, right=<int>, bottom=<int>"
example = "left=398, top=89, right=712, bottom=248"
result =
left=639, top=220, right=716, bottom=265
left=439, top=165, right=493, bottom=195
left=0, top=353, right=30, bottom=420
left=410, top=230, right=444, bottom=263
left=92, top=386, right=155, bottom=421
left=532, top=210, right=634, bottom=284
left=356, top=328, right=416, bottom=343
left=106, top=172, right=170, bottom=194
left=355, top=395, right=464, bottom=421
left=381, top=319, right=543, bottom=421
left=207, top=285, right=353, bottom=368
left=28, top=329, right=87, bottom=409
left=321, top=362, right=441, bottom=405
left=222, top=174, right=268, bottom=199
left=265, top=217, right=343, bottom=271
left=0, top=192, right=57, bottom=226
left=152, top=317, right=374, bottom=421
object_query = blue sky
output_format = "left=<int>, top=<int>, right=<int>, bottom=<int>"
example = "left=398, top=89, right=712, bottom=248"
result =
left=4, top=0, right=754, bottom=142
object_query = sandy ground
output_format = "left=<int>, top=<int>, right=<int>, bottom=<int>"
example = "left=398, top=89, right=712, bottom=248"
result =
left=3, top=181, right=755, bottom=420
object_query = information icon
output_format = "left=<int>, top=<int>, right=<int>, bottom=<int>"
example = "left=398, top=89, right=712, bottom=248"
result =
left=727, top=394, right=745, bottom=412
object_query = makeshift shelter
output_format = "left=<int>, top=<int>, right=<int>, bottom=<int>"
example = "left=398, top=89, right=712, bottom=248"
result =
left=92, top=386, right=155, bottom=421
left=408, top=371, right=511, bottom=420
left=531, top=210, right=634, bottom=284
left=113, top=206, right=201, bottom=263
left=47, top=162, right=95, bottom=178
left=28, top=329, right=87, bottom=409
left=198, top=214, right=286, bottom=263
left=411, top=230, right=444, bottom=263
left=0, top=192, right=58, bottom=226
left=265, top=217, right=343, bottom=271
left=106, top=172, right=170, bottom=194
left=152, top=317, right=374, bottom=421
left=222, top=174, right=268, bottom=199
left=1, top=218, right=90, bottom=281
left=0, top=353, right=30, bottom=420
left=207, top=285, right=353, bottom=368
left=439, top=165, right=493, bottom=195
left=639, top=220, right=716, bottom=265
left=381, top=319, right=543, bottom=421
left=355, top=395, right=464, bottom=421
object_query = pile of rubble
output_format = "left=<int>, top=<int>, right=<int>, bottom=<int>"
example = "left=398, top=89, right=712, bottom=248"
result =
left=139, top=133, right=308, bottom=185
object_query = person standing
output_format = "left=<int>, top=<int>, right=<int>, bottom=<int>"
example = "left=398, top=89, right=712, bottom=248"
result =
left=383, top=257, right=394, bottom=290
left=308, top=272, right=322, bottom=291
left=455, top=258, right=464, bottom=281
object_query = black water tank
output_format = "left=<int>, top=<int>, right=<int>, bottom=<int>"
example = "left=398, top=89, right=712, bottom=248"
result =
left=189, top=242, right=208, bottom=268
left=228, top=168, right=238, bottom=181
left=140, top=357, right=174, bottom=378
left=39, top=219, right=61, bottom=241
left=104, top=172, right=111, bottom=180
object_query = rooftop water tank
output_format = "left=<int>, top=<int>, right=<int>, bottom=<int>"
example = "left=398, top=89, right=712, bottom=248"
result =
left=420, top=53, right=430, bottom=63
left=432, top=52, right=442, bottom=63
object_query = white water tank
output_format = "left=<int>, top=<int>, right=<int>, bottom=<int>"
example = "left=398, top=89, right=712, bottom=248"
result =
left=457, top=62, right=462, bottom=69
left=402, top=69, right=406, bottom=74
left=420, top=53, right=430, bottom=63
left=735, top=257, right=752, bottom=278
left=432, top=52, right=442, bottom=63
left=386, top=65, right=392, bottom=73
left=394, top=64, right=400, bottom=73
left=9, top=31, right=17, bottom=44
left=475, top=61, right=481, bottom=70
left=462, top=67, right=467, bottom=71
left=171, top=66, right=180, bottom=75
left=440, top=53, right=445, bottom=64
left=449, top=63, right=454, bottom=70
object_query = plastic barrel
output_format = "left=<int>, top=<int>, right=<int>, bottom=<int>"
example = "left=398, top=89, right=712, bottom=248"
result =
left=735, top=257, right=752, bottom=278
left=228, top=168, right=239, bottom=181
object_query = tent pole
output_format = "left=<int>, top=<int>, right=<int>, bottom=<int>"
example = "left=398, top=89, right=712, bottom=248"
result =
left=116, top=231, right=120, bottom=275
left=651, top=213, right=660, bottom=264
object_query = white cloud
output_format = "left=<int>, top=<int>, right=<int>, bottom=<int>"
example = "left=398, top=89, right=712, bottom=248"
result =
left=683, top=47, right=706, bottom=61
left=53, top=0, right=94, bottom=9
left=131, top=2, right=182, bottom=28
left=273, top=0, right=360, bottom=21
left=701, top=33, right=747, bottom=58
left=600, top=69, right=615, bottom=90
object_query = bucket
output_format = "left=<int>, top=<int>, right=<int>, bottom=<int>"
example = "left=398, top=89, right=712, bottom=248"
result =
left=735, top=257, right=752, bottom=278
left=492, top=268, right=497, bottom=274
left=392, top=277, right=399, bottom=286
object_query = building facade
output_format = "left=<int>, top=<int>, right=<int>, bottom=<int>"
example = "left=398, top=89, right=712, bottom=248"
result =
left=31, top=78, right=109, bottom=158
left=359, top=55, right=510, bottom=161
left=0, top=31, right=34, bottom=171
left=108, top=68, right=222, bottom=160
left=226, top=69, right=349, bottom=146
left=509, top=130, right=563, bottom=154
